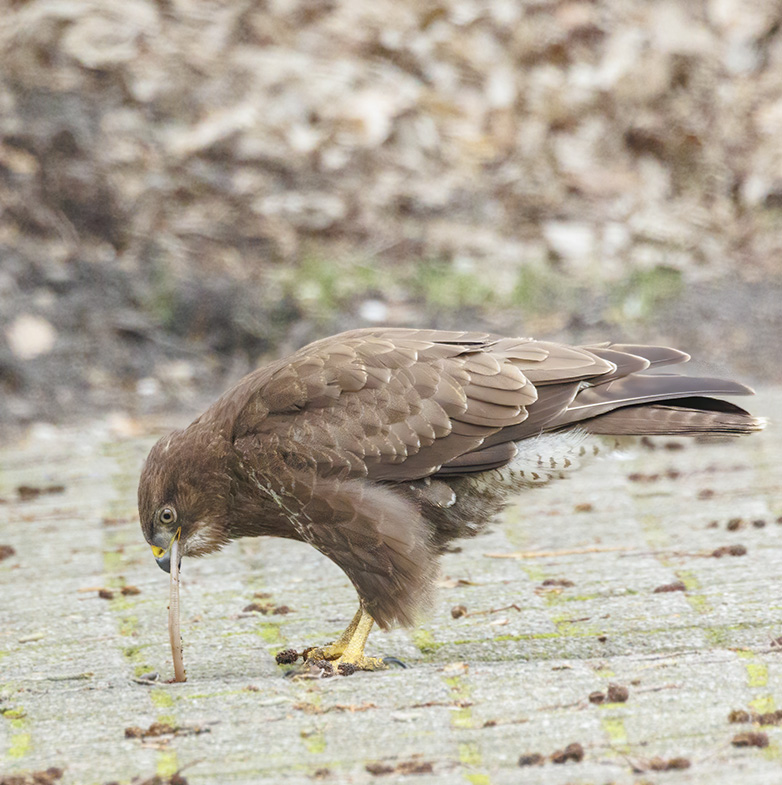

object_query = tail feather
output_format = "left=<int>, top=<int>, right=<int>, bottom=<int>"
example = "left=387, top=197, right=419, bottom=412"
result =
left=583, top=399, right=765, bottom=437
left=557, top=374, right=755, bottom=427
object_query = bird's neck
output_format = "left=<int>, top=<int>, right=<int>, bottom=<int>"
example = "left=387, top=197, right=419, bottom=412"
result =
left=226, top=458, right=306, bottom=542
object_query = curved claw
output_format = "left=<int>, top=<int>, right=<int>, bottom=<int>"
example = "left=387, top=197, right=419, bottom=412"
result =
left=381, top=656, right=407, bottom=669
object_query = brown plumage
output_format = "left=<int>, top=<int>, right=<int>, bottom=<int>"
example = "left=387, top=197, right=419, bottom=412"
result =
left=138, top=328, right=763, bottom=670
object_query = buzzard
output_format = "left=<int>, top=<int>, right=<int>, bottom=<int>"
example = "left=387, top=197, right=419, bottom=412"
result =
left=138, top=328, right=762, bottom=674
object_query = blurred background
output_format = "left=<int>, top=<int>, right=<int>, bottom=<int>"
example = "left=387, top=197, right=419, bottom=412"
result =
left=1, top=0, right=781, bottom=431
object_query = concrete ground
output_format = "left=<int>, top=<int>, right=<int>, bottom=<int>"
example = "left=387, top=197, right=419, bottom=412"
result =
left=1, top=391, right=781, bottom=785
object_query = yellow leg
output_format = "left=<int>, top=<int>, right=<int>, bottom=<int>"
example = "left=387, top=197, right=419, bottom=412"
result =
left=303, top=607, right=363, bottom=661
left=300, top=607, right=387, bottom=673
left=332, top=608, right=386, bottom=672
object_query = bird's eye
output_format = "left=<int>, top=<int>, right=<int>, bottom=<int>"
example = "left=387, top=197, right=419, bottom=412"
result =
left=157, top=506, right=177, bottom=526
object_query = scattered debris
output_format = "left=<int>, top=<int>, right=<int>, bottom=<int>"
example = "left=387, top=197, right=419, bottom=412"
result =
left=731, top=731, right=769, bottom=748
left=365, top=759, right=432, bottom=776
left=606, top=684, right=629, bottom=703
left=365, top=763, right=394, bottom=776
left=627, top=472, right=660, bottom=483
left=653, top=581, right=686, bottom=593
left=518, top=753, right=545, bottom=767
left=121, top=585, right=141, bottom=596
left=464, top=603, right=521, bottom=618
left=726, top=517, right=745, bottom=530
left=589, top=691, right=605, bottom=704
left=243, top=602, right=292, bottom=615
left=711, top=545, right=747, bottom=558
left=626, top=469, right=683, bottom=482
left=574, top=502, right=593, bottom=512
left=16, top=485, right=65, bottom=501
left=627, top=755, right=691, bottom=773
left=397, top=761, right=433, bottom=775
left=0, top=768, right=63, bottom=785
left=541, top=578, right=575, bottom=587
left=649, top=756, right=691, bottom=770
left=550, top=742, right=584, bottom=764
left=293, top=701, right=377, bottom=715
left=124, top=722, right=210, bottom=739
left=275, top=649, right=300, bottom=665
left=698, top=489, right=715, bottom=500
left=0, top=545, right=15, bottom=562
left=451, top=605, right=468, bottom=619
left=311, top=660, right=334, bottom=678
left=729, top=708, right=782, bottom=725
left=98, top=589, right=114, bottom=600
left=410, top=699, right=473, bottom=710
left=17, top=632, right=45, bottom=643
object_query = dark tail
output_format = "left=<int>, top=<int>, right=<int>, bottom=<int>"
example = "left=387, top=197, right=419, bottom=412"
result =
left=558, top=345, right=764, bottom=436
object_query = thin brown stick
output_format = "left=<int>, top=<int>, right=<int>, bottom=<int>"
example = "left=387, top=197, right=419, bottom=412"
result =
left=169, top=539, right=186, bottom=682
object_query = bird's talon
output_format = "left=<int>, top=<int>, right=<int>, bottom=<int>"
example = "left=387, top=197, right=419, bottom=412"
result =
left=333, top=655, right=388, bottom=672
left=381, top=655, right=407, bottom=669
left=302, top=642, right=342, bottom=662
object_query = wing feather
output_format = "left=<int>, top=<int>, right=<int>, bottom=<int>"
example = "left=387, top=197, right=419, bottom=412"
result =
left=221, top=328, right=756, bottom=484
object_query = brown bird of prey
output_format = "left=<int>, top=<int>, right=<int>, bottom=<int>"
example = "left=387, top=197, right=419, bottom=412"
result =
left=138, top=328, right=762, bottom=673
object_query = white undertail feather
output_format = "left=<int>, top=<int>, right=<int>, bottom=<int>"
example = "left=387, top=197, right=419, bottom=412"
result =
left=497, top=429, right=597, bottom=488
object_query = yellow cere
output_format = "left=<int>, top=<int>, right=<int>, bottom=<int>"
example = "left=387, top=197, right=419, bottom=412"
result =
left=151, top=545, right=165, bottom=558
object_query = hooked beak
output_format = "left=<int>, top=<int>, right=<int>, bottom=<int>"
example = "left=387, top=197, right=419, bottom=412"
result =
left=151, top=528, right=181, bottom=574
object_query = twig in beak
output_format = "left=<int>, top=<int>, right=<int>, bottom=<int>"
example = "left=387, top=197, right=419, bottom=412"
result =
left=168, top=538, right=186, bottom=682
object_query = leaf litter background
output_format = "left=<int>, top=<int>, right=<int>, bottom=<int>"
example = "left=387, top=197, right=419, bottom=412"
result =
left=1, top=0, right=782, bottom=430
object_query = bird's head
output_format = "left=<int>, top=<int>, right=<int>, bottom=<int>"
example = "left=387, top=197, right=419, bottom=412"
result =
left=138, top=423, right=238, bottom=573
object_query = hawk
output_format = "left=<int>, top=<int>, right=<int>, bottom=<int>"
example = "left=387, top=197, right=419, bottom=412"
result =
left=138, top=329, right=762, bottom=673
